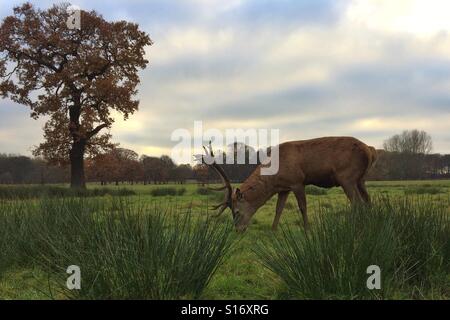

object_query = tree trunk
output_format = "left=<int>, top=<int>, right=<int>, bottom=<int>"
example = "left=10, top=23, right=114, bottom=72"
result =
left=70, top=139, right=86, bottom=189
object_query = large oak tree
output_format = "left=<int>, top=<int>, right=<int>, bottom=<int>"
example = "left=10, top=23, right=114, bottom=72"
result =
left=0, top=3, right=152, bottom=188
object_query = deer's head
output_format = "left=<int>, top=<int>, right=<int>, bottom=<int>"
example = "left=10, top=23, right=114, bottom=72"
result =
left=202, top=143, right=256, bottom=232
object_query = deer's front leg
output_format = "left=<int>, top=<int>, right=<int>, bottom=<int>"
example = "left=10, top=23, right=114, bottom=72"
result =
left=272, top=191, right=289, bottom=231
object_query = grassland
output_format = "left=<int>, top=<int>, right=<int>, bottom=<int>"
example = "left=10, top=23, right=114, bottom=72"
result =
left=0, top=180, right=449, bottom=300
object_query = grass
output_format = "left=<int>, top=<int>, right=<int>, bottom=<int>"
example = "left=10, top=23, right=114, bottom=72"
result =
left=305, top=185, right=328, bottom=195
left=0, top=185, right=136, bottom=199
left=254, top=196, right=450, bottom=299
left=150, top=186, right=186, bottom=197
left=404, top=186, right=444, bottom=195
left=196, top=186, right=212, bottom=195
left=0, top=180, right=449, bottom=299
left=0, top=197, right=233, bottom=299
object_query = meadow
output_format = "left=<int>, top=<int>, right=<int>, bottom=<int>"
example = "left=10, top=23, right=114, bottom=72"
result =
left=0, top=180, right=449, bottom=300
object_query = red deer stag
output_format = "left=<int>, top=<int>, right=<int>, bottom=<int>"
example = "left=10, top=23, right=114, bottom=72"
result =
left=203, top=137, right=378, bottom=232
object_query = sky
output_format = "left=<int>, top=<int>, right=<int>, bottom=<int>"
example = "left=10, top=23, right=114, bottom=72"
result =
left=1, top=0, right=450, bottom=160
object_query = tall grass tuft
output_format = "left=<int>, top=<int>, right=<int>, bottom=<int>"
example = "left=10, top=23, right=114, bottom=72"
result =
left=0, top=197, right=233, bottom=299
left=0, top=199, right=42, bottom=275
left=254, top=196, right=450, bottom=299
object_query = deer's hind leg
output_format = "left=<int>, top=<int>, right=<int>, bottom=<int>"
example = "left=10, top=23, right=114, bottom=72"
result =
left=340, top=181, right=364, bottom=204
left=358, top=180, right=371, bottom=204
left=272, top=191, right=289, bottom=231
left=293, top=185, right=309, bottom=230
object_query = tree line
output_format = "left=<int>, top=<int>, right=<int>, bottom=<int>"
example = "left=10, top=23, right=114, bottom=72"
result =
left=368, top=130, right=450, bottom=180
left=0, top=143, right=258, bottom=185
left=1, top=131, right=450, bottom=185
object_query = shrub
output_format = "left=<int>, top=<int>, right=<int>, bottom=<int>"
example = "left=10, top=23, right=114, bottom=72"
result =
left=255, top=196, right=450, bottom=299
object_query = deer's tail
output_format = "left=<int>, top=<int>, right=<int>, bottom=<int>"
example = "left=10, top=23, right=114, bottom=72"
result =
left=363, top=145, right=378, bottom=178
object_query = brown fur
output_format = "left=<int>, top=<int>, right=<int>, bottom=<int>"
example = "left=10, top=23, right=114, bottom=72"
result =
left=231, top=137, right=377, bottom=231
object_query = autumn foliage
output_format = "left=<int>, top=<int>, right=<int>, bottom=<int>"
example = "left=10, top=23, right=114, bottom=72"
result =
left=0, top=3, right=152, bottom=188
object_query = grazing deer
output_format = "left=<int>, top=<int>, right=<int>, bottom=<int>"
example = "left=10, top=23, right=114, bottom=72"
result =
left=203, top=137, right=378, bottom=232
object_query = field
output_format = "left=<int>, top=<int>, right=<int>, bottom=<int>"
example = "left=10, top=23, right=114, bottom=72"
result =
left=0, top=180, right=449, bottom=300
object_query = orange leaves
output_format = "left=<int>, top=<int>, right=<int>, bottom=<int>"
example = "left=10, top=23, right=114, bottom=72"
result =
left=1, top=3, right=152, bottom=167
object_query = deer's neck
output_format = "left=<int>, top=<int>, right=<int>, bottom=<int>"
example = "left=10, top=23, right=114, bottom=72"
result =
left=240, top=168, right=278, bottom=210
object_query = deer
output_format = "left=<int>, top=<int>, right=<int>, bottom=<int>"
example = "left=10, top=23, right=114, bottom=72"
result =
left=202, top=136, right=378, bottom=232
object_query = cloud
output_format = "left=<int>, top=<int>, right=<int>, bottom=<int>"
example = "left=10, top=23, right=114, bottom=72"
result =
left=0, top=101, right=46, bottom=155
left=346, top=0, right=450, bottom=36
left=1, top=0, right=450, bottom=159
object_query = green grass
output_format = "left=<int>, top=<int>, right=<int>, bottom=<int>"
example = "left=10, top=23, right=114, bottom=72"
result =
left=150, top=186, right=186, bottom=197
left=254, top=197, right=450, bottom=299
left=0, top=185, right=136, bottom=199
left=0, top=197, right=233, bottom=299
left=0, top=180, right=449, bottom=299
left=404, top=186, right=444, bottom=195
left=305, top=185, right=328, bottom=195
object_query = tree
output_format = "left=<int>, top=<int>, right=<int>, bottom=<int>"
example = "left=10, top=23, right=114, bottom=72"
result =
left=87, top=148, right=142, bottom=185
left=223, top=142, right=258, bottom=182
left=0, top=153, right=68, bottom=184
left=141, top=155, right=163, bottom=184
left=0, top=172, right=13, bottom=184
left=171, top=164, right=192, bottom=184
left=383, top=130, right=433, bottom=179
left=86, top=152, right=120, bottom=185
left=159, top=155, right=176, bottom=183
left=193, top=164, right=209, bottom=186
left=0, top=3, right=152, bottom=188
left=113, top=148, right=140, bottom=184
left=383, top=129, right=432, bottom=154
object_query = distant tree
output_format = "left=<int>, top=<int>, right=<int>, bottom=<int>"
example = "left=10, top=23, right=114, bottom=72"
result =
left=0, top=3, right=152, bottom=188
left=141, top=155, right=163, bottom=184
left=159, top=155, right=176, bottom=183
left=0, top=154, right=68, bottom=184
left=0, top=171, right=13, bottom=184
left=383, top=129, right=432, bottom=154
left=172, top=164, right=192, bottom=184
left=86, top=152, right=120, bottom=185
left=87, top=148, right=141, bottom=185
left=382, top=130, right=433, bottom=179
left=114, top=148, right=141, bottom=184
left=193, top=164, right=209, bottom=186
left=223, top=142, right=258, bottom=182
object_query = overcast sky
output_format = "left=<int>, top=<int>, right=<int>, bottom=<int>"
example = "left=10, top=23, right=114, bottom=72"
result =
left=1, top=0, right=450, bottom=159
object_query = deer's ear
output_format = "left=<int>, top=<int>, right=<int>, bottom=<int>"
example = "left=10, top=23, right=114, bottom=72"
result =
left=236, top=188, right=243, bottom=200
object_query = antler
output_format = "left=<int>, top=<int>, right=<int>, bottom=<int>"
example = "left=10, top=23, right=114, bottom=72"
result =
left=202, top=141, right=233, bottom=217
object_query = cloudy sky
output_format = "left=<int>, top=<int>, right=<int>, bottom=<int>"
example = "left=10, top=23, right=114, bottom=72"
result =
left=1, top=0, right=450, bottom=160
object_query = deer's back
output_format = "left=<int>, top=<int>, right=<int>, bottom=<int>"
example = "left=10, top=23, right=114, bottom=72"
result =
left=276, top=137, right=373, bottom=188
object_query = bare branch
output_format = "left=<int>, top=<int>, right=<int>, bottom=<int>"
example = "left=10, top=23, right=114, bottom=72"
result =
left=87, top=123, right=108, bottom=139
